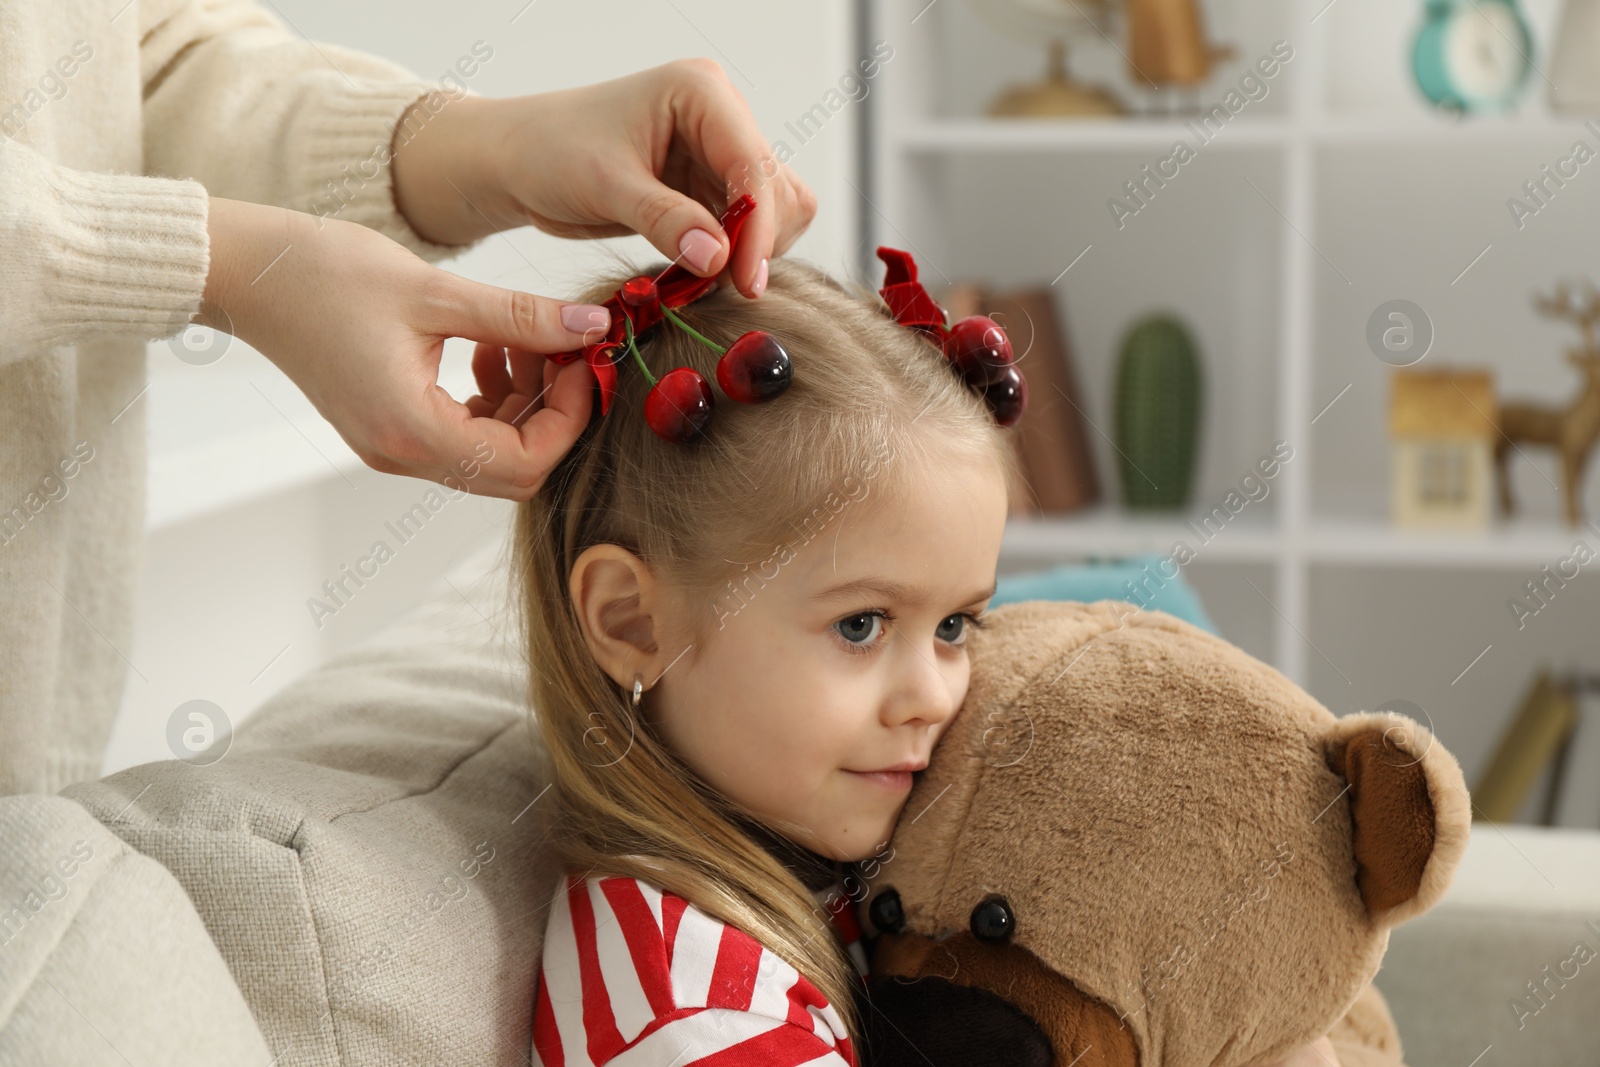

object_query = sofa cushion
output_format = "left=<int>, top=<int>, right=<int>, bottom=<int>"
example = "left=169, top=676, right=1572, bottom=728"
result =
left=994, top=552, right=1219, bottom=634
left=0, top=794, right=272, bottom=1065
left=1375, top=822, right=1600, bottom=1067
left=60, top=536, right=562, bottom=1067
left=46, top=541, right=1216, bottom=1065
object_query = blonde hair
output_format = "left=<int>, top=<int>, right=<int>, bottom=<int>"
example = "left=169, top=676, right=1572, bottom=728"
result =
left=511, top=253, right=1020, bottom=1041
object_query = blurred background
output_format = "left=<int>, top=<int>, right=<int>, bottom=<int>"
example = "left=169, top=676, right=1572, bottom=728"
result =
left=121, top=0, right=1599, bottom=838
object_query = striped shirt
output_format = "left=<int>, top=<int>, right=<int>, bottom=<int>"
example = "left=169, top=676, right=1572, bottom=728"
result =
left=532, top=871, right=867, bottom=1066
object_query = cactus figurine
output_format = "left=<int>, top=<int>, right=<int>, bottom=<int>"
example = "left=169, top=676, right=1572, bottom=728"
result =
left=1113, top=314, right=1203, bottom=510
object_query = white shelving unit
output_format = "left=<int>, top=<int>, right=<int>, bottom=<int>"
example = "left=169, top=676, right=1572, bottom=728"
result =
left=862, top=0, right=1600, bottom=799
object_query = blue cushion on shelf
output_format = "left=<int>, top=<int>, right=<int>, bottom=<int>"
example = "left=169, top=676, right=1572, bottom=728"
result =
left=992, top=553, right=1219, bottom=635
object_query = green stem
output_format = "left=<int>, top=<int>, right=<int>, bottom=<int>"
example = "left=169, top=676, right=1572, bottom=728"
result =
left=624, top=315, right=657, bottom=387
left=661, top=305, right=726, bottom=354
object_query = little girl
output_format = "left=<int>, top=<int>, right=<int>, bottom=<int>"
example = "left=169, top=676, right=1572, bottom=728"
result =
left=517, top=247, right=1019, bottom=1066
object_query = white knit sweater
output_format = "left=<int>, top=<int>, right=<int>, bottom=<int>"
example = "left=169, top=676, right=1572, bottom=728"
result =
left=0, top=0, right=479, bottom=796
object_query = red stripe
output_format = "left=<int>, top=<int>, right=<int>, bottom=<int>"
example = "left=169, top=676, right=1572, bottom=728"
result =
left=786, top=969, right=859, bottom=1063
left=661, top=892, right=689, bottom=966
left=690, top=1015, right=849, bottom=1067
left=599, top=877, right=676, bottom=1016
left=567, top=874, right=626, bottom=1062
left=531, top=963, right=564, bottom=1067
left=782, top=969, right=836, bottom=1035
left=825, top=893, right=863, bottom=946
left=706, top=923, right=762, bottom=1012
left=784, top=975, right=816, bottom=1031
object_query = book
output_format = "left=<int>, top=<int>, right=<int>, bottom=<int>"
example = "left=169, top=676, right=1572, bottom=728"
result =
left=941, top=283, right=1032, bottom=515
left=1473, top=668, right=1580, bottom=823
left=940, top=283, right=1101, bottom=516
left=1550, top=683, right=1600, bottom=829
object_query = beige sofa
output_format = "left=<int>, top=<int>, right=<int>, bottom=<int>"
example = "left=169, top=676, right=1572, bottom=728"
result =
left=2, top=541, right=1596, bottom=1066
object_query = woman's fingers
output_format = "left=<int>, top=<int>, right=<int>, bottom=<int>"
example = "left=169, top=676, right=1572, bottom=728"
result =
left=427, top=271, right=610, bottom=359
left=491, top=391, right=535, bottom=425
left=599, top=58, right=806, bottom=296
left=517, top=357, right=597, bottom=464
left=662, top=61, right=773, bottom=294
left=412, top=355, right=594, bottom=501
left=598, top=161, right=730, bottom=281
left=466, top=342, right=511, bottom=418
left=213, top=200, right=604, bottom=501
left=654, top=59, right=818, bottom=293
left=371, top=275, right=607, bottom=498
left=478, top=358, right=597, bottom=498
left=468, top=343, right=556, bottom=429
left=471, top=342, right=514, bottom=406
left=768, top=168, right=817, bottom=257
left=507, top=347, right=543, bottom=402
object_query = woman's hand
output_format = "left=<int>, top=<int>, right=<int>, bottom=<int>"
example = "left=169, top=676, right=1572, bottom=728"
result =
left=200, top=196, right=611, bottom=500
left=1265, top=1036, right=1341, bottom=1067
left=389, top=59, right=817, bottom=298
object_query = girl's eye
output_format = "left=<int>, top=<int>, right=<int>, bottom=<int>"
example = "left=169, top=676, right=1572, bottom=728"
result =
left=834, top=611, right=886, bottom=653
left=832, top=610, right=988, bottom=655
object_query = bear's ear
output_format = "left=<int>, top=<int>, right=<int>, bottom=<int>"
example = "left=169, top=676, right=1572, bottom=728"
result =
left=1322, top=712, right=1472, bottom=927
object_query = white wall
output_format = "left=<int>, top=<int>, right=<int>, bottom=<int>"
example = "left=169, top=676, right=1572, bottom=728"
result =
left=109, top=0, right=862, bottom=775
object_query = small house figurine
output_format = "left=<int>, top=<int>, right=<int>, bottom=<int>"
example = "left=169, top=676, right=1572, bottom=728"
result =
left=1390, top=367, right=1499, bottom=529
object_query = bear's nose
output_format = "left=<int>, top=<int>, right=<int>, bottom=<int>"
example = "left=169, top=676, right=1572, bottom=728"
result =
left=857, top=972, right=1053, bottom=1067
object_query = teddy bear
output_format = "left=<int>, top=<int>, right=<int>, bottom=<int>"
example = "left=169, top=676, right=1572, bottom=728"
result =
left=853, top=599, right=1471, bottom=1067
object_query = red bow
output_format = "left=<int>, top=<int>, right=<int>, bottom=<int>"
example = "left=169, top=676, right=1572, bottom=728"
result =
left=875, top=246, right=948, bottom=336
left=550, top=194, right=758, bottom=416
left=874, top=244, right=1028, bottom=429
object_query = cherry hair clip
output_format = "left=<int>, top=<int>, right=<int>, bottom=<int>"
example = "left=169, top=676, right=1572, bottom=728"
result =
left=547, top=193, right=793, bottom=444
left=548, top=193, right=1026, bottom=444
left=875, top=246, right=1028, bottom=427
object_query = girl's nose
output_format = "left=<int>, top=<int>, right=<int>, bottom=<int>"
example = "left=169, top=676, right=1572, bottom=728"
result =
left=881, top=637, right=962, bottom=729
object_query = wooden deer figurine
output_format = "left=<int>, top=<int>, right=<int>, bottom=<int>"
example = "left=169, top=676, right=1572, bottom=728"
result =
left=1495, top=280, right=1600, bottom=526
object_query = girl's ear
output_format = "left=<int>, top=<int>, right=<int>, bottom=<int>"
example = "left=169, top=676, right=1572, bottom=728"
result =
left=1322, top=711, right=1472, bottom=928
left=568, top=543, right=663, bottom=687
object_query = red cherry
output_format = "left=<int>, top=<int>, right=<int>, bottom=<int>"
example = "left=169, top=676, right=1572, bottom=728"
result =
left=943, top=316, right=1013, bottom=381
left=980, top=366, right=1028, bottom=427
left=717, top=331, right=792, bottom=403
left=644, top=367, right=714, bottom=443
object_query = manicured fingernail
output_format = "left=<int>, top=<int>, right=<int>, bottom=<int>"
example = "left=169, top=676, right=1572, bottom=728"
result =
left=750, top=257, right=769, bottom=298
left=561, top=304, right=609, bottom=333
left=678, top=227, right=720, bottom=274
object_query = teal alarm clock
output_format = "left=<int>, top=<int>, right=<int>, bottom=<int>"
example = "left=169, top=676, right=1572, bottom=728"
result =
left=1413, top=0, right=1534, bottom=112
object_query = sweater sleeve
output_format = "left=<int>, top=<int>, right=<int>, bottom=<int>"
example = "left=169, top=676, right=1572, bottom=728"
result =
left=0, top=138, right=210, bottom=367
left=137, top=0, right=483, bottom=264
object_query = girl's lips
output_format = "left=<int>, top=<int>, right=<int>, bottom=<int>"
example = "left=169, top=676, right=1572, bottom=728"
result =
left=845, top=769, right=914, bottom=792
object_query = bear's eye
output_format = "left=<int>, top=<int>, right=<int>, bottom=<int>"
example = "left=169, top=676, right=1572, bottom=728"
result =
left=868, top=888, right=906, bottom=934
left=969, top=895, right=1015, bottom=942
